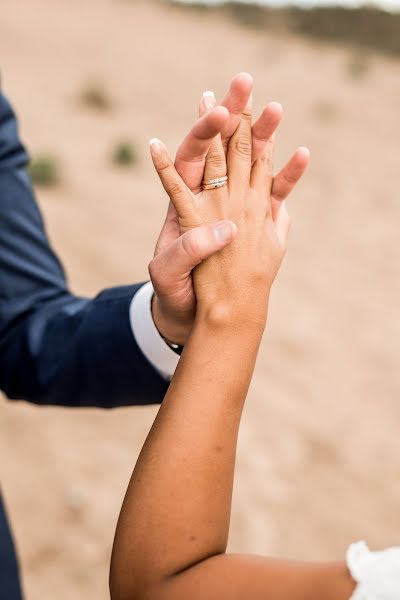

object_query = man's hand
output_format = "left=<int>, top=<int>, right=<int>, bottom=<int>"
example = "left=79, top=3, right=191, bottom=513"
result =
left=149, top=217, right=238, bottom=346
left=149, top=73, right=309, bottom=345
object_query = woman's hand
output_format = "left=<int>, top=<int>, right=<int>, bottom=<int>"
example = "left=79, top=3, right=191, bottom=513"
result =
left=150, top=96, right=307, bottom=331
left=150, top=75, right=309, bottom=344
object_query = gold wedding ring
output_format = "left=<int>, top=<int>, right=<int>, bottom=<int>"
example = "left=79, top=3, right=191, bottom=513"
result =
left=202, top=175, right=228, bottom=191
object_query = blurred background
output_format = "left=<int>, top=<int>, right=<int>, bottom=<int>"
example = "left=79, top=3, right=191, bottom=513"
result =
left=1, top=0, right=400, bottom=598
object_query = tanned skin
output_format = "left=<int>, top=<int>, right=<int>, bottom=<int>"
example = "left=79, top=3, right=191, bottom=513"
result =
left=110, top=94, right=356, bottom=600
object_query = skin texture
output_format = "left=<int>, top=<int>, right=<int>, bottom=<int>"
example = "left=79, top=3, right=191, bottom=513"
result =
left=109, top=98, right=356, bottom=600
left=150, top=73, right=310, bottom=345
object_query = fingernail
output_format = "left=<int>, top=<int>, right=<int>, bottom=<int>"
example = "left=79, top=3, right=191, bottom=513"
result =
left=268, top=101, right=283, bottom=111
left=298, top=146, right=310, bottom=157
left=214, top=221, right=232, bottom=243
left=202, top=90, right=216, bottom=112
left=149, top=138, right=162, bottom=153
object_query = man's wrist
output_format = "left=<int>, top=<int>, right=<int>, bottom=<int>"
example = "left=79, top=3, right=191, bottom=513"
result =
left=129, top=283, right=180, bottom=380
left=151, top=294, right=192, bottom=346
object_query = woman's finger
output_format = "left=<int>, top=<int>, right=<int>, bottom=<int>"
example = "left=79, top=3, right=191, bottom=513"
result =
left=175, top=106, right=230, bottom=194
left=220, top=72, right=253, bottom=153
left=251, top=102, right=283, bottom=163
left=150, top=138, right=196, bottom=222
left=227, top=93, right=253, bottom=187
left=203, top=135, right=227, bottom=186
left=272, top=147, right=310, bottom=203
left=198, top=91, right=228, bottom=185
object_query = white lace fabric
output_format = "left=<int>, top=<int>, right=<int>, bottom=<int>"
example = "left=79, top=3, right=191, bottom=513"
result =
left=347, top=541, right=400, bottom=599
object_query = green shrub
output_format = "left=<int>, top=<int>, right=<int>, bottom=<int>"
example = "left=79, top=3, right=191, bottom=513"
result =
left=112, top=141, right=138, bottom=166
left=80, top=82, right=112, bottom=111
left=29, top=155, right=60, bottom=187
left=312, top=100, right=337, bottom=122
left=346, top=52, right=370, bottom=81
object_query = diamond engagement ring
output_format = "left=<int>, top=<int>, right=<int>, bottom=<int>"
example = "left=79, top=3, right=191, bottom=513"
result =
left=202, top=175, right=228, bottom=191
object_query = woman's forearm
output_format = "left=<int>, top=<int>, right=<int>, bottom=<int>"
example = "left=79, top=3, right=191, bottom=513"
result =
left=110, top=312, right=263, bottom=597
left=109, top=313, right=356, bottom=600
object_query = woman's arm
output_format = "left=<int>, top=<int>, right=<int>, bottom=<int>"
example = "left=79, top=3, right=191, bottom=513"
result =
left=110, top=102, right=355, bottom=600
left=111, top=317, right=354, bottom=600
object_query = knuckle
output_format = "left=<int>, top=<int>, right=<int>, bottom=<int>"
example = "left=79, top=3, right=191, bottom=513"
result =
left=149, top=257, right=171, bottom=295
left=265, top=155, right=274, bottom=171
left=272, top=189, right=283, bottom=202
left=168, top=180, right=185, bottom=197
left=241, top=109, right=253, bottom=121
left=233, top=136, right=252, bottom=160
left=261, top=155, right=274, bottom=174
left=282, top=170, right=297, bottom=186
left=206, top=150, right=225, bottom=170
left=148, top=258, right=160, bottom=281
left=181, top=231, right=200, bottom=259
left=157, top=158, right=171, bottom=173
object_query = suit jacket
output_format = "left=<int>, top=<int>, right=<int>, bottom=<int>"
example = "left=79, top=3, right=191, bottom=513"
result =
left=0, top=91, right=169, bottom=598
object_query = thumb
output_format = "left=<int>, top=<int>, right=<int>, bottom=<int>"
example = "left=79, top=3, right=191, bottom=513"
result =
left=149, top=220, right=237, bottom=293
left=180, top=220, right=237, bottom=268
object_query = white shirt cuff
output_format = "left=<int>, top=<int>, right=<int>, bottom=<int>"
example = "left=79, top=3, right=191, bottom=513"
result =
left=129, top=282, right=180, bottom=381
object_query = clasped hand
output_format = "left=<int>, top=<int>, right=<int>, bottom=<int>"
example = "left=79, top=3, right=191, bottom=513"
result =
left=150, top=83, right=308, bottom=332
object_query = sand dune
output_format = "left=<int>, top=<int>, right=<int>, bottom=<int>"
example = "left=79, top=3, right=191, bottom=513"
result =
left=1, top=1, right=400, bottom=598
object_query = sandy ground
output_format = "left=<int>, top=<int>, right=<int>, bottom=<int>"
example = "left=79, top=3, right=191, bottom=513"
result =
left=1, top=1, right=400, bottom=598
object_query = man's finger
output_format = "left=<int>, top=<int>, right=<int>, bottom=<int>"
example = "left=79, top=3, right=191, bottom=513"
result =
left=227, top=93, right=253, bottom=186
left=175, top=106, right=229, bottom=194
left=275, top=201, right=291, bottom=247
left=154, top=201, right=180, bottom=257
left=150, top=220, right=238, bottom=290
left=272, top=147, right=310, bottom=203
left=220, top=72, right=253, bottom=152
left=252, top=102, right=283, bottom=163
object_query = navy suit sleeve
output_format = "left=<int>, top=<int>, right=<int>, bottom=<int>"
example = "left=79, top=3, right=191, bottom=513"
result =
left=0, top=92, right=168, bottom=407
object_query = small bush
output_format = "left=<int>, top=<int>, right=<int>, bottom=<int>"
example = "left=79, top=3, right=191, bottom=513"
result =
left=29, top=155, right=61, bottom=187
left=346, top=52, right=370, bottom=81
left=80, top=82, right=112, bottom=111
left=112, top=141, right=138, bottom=167
left=312, top=100, right=337, bottom=122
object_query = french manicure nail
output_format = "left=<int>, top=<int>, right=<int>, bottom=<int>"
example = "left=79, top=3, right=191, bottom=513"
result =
left=149, top=138, right=162, bottom=153
left=202, top=90, right=216, bottom=112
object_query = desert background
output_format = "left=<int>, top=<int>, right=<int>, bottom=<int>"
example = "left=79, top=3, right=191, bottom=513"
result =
left=1, top=0, right=400, bottom=598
